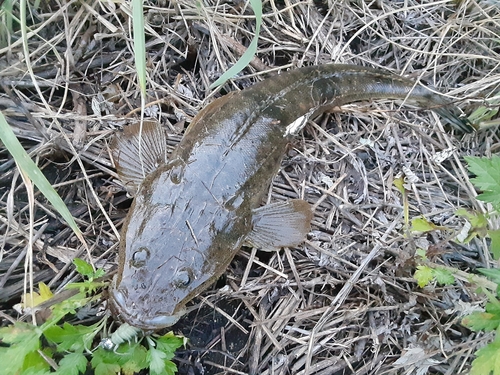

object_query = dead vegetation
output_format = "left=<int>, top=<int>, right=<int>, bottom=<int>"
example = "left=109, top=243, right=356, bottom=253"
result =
left=1, top=0, right=500, bottom=374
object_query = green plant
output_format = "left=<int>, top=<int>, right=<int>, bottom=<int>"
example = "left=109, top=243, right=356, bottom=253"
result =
left=468, top=97, right=500, bottom=130
left=459, top=155, right=500, bottom=375
left=0, top=112, right=83, bottom=243
left=466, top=156, right=500, bottom=214
left=0, top=259, right=184, bottom=375
left=0, top=2, right=187, bottom=368
left=0, top=0, right=15, bottom=48
left=410, top=154, right=500, bottom=374
left=210, top=0, right=262, bottom=88
left=413, top=262, right=455, bottom=288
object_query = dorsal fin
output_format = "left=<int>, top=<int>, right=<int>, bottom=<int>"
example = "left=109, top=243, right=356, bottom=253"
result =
left=111, top=121, right=168, bottom=195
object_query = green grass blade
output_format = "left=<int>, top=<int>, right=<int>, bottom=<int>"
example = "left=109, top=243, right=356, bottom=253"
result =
left=210, top=0, right=262, bottom=88
left=0, top=0, right=14, bottom=48
left=0, top=112, right=82, bottom=240
left=132, top=0, right=147, bottom=96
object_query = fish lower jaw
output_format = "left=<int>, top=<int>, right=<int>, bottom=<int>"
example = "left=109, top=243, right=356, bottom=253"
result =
left=109, top=289, right=184, bottom=330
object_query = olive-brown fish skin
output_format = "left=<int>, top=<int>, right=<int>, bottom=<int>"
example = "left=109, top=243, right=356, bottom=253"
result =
left=109, top=64, right=472, bottom=330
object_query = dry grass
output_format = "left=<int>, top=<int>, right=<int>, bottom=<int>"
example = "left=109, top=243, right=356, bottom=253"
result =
left=1, top=0, right=500, bottom=374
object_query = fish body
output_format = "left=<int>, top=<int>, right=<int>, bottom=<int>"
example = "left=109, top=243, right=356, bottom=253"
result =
left=109, top=64, right=472, bottom=330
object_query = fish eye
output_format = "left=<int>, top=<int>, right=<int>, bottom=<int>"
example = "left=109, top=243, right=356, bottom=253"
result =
left=173, top=268, right=192, bottom=288
left=130, top=247, right=150, bottom=268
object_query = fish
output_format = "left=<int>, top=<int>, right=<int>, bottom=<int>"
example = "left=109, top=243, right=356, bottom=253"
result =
left=109, top=64, right=473, bottom=330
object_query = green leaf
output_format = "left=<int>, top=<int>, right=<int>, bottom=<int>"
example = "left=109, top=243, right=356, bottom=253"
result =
left=478, top=268, right=500, bottom=285
left=489, top=229, right=500, bottom=260
left=486, top=300, right=500, bottom=316
left=65, top=280, right=107, bottom=295
left=92, top=344, right=149, bottom=375
left=139, top=334, right=183, bottom=375
left=0, top=0, right=14, bottom=43
left=433, top=268, right=455, bottom=285
left=92, top=348, right=122, bottom=375
left=0, top=324, right=41, bottom=375
left=481, top=194, right=500, bottom=212
left=468, top=101, right=499, bottom=123
left=163, top=360, right=178, bottom=375
left=21, top=349, right=51, bottom=373
left=22, top=368, right=52, bottom=375
left=410, top=217, right=444, bottom=233
left=415, top=248, right=428, bottom=260
left=0, top=346, right=31, bottom=375
left=94, top=268, right=106, bottom=279
left=93, top=346, right=122, bottom=362
left=0, top=112, right=83, bottom=242
left=158, top=361, right=177, bottom=375
left=42, top=324, right=65, bottom=343
left=414, top=265, right=434, bottom=288
left=455, top=208, right=489, bottom=229
left=462, top=311, right=500, bottom=331
left=116, top=343, right=148, bottom=375
left=154, top=332, right=184, bottom=358
left=393, top=176, right=405, bottom=194
left=471, top=337, right=500, bottom=375
left=56, top=352, right=88, bottom=375
left=44, top=293, right=92, bottom=327
left=73, top=258, right=95, bottom=278
left=0, top=322, right=41, bottom=344
left=44, top=322, right=100, bottom=352
left=210, top=0, right=263, bottom=88
left=94, top=362, right=121, bottom=375
left=466, top=155, right=500, bottom=190
left=465, top=155, right=500, bottom=211
left=21, top=282, right=54, bottom=309
left=455, top=208, right=489, bottom=240
left=148, top=347, right=168, bottom=375
left=131, top=0, right=146, bottom=96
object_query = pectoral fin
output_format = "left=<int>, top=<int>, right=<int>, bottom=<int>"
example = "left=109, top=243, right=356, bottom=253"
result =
left=110, top=121, right=168, bottom=195
left=246, top=199, right=313, bottom=250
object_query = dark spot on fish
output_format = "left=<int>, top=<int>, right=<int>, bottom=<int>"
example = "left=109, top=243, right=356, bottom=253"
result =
left=130, top=247, right=150, bottom=268
left=173, top=267, right=193, bottom=288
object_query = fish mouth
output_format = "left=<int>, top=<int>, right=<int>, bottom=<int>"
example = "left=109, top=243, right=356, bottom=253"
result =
left=109, top=289, right=184, bottom=330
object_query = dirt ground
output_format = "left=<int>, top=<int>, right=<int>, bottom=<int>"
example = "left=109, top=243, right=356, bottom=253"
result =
left=1, top=1, right=499, bottom=374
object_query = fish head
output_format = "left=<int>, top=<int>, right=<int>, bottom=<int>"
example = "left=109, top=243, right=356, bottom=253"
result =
left=109, top=173, right=247, bottom=331
left=109, top=244, right=193, bottom=330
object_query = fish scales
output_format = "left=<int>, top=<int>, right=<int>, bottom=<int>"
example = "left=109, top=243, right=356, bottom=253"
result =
left=109, top=64, right=472, bottom=330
